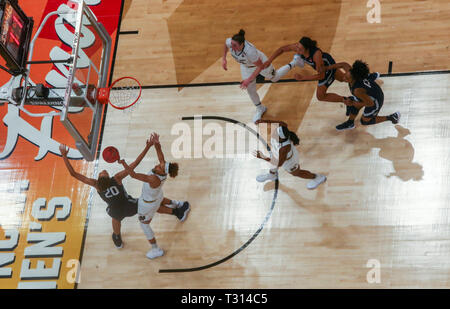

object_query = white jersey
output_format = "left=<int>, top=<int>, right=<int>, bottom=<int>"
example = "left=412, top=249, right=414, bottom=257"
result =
left=271, top=137, right=296, bottom=160
left=225, top=38, right=267, bottom=68
left=271, top=137, right=299, bottom=173
left=140, top=171, right=167, bottom=202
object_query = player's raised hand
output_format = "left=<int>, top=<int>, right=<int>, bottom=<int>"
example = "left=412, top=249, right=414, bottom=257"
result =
left=152, top=132, right=160, bottom=145
left=146, top=134, right=154, bottom=147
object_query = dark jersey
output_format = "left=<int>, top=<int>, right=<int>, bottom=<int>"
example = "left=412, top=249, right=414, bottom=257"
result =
left=349, top=73, right=384, bottom=118
left=98, top=177, right=138, bottom=221
left=350, top=72, right=383, bottom=103
left=98, top=177, right=129, bottom=206
left=300, top=46, right=336, bottom=87
left=300, top=46, right=336, bottom=71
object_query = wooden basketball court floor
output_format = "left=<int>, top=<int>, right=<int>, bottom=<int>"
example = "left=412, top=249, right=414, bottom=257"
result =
left=2, top=0, right=448, bottom=289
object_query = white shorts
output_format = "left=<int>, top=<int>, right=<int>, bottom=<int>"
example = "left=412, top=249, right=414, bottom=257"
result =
left=240, top=53, right=276, bottom=81
left=138, top=196, right=163, bottom=222
left=281, top=149, right=300, bottom=173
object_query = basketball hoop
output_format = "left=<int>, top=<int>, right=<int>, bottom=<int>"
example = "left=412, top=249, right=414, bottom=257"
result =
left=97, top=76, right=142, bottom=110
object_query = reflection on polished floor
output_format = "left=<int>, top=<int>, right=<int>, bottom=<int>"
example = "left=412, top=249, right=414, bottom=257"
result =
left=79, top=73, right=450, bottom=288
left=1, top=0, right=449, bottom=289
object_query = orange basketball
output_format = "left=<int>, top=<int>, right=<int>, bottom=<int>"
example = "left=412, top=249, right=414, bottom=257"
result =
left=102, top=146, right=120, bottom=163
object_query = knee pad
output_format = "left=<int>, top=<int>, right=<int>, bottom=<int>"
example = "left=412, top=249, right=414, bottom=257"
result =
left=139, top=222, right=154, bottom=240
left=361, top=117, right=376, bottom=125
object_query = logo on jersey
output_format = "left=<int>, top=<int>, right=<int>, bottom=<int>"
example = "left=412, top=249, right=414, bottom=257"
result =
left=363, top=79, right=372, bottom=88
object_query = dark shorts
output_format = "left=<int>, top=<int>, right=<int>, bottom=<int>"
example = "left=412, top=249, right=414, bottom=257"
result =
left=363, top=96, right=384, bottom=118
left=106, top=197, right=138, bottom=221
left=318, top=69, right=336, bottom=88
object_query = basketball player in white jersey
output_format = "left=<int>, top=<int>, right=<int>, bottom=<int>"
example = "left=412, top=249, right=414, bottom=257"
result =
left=253, top=120, right=326, bottom=189
left=60, top=136, right=154, bottom=250
left=222, top=29, right=304, bottom=123
left=120, top=133, right=190, bottom=259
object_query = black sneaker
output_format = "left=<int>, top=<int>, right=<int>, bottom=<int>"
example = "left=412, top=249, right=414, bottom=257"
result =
left=336, top=120, right=355, bottom=131
left=112, top=233, right=123, bottom=249
left=389, top=112, right=401, bottom=124
left=174, top=202, right=190, bottom=222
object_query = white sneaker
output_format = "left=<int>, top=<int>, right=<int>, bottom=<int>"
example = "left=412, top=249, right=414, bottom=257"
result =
left=306, top=174, right=326, bottom=190
left=292, top=54, right=304, bottom=68
left=256, top=172, right=278, bottom=183
left=253, top=105, right=267, bottom=123
left=146, top=247, right=164, bottom=259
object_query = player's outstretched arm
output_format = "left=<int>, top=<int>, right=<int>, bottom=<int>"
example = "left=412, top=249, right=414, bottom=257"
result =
left=119, top=159, right=161, bottom=188
left=59, top=144, right=97, bottom=187
left=353, top=88, right=374, bottom=108
left=274, top=145, right=289, bottom=168
left=114, top=133, right=155, bottom=182
left=324, top=62, right=351, bottom=72
left=153, top=134, right=166, bottom=165
left=297, top=51, right=326, bottom=81
left=241, top=58, right=265, bottom=89
left=264, top=43, right=297, bottom=68
left=222, top=43, right=228, bottom=70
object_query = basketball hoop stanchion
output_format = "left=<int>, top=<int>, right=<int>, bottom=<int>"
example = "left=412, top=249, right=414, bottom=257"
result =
left=97, top=76, right=142, bottom=110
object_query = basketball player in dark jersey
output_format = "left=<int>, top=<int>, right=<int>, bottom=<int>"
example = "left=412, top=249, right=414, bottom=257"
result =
left=59, top=135, right=155, bottom=249
left=263, top=37, right=347, bottom=105
left=324, top=60, right=400, bottom=130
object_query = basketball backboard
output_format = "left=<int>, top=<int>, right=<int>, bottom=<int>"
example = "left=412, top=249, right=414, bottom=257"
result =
left=0, top=0, right=111, bottom=161
left=60, top=0, right=111, bottom=161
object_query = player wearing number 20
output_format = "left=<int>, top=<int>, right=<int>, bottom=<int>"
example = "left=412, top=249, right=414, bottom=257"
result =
left=59, top=136, right=155, bottom=250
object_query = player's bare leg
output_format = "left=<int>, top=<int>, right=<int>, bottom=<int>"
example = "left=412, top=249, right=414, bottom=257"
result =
left=316, top=85, right=346, bottom=103
left=290, top=166, right=326, bottom=190
left=159, top=197, right=190, bottom=222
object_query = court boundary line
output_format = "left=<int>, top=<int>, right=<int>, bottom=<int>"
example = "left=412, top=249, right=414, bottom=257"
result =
left=159, top=115, right=279, bottom=273
left=137, top=69, right=450, bottom=89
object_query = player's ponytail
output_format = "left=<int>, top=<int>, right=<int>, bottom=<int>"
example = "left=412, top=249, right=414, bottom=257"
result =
left=299, top=37, right=317, bottom=52
left=279, top=125, right=300, bottom=146
left=168, top=163, right=179, bottom=178
left=232, top=29, right=246, bottom=45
